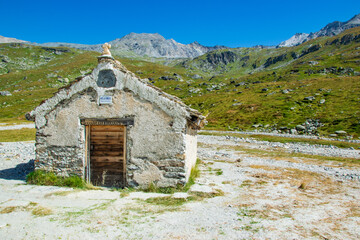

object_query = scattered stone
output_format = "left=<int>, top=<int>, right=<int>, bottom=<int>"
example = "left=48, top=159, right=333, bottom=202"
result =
left=159, top=76, right=173, bottom=80
left=290, top=129, right=297, bottom=134
left=309, top=61, right=319, bottom=66
left=303, top=96, right=315, bottom=102
left=191, top=74, right=202, bottom=79
left=296, top=125, right=306, bottom=131
left=335, top=130, right=347, bottom=136
left=0, top=91, right=12, bottom=96
left=172, top=192, right=189, bottom=199
left=46, top=73, right=57, bottom=78
left=232, top=103, right=242, bottom=106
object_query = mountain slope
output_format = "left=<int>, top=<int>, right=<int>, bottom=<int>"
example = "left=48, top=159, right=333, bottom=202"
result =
left=0, top=35, right=28, bottom=44
left=279, top=13, right=360, bottom=47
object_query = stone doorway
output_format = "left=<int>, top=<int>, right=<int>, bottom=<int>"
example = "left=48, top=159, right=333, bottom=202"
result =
left=86, top=125, right=126, bottom=188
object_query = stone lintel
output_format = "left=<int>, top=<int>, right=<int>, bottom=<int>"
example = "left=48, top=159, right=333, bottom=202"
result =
left=80, top=118, right=134, bottom=126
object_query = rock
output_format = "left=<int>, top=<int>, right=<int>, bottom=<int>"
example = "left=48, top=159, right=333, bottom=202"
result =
left=159, top=76, right=173, bottom=80
left=290, top=129, right=297, bottom=134
left=235, top=82, right=246, bottom=87
left=335, top=130, right=347, bottom=136
left=191, top=74, right=202, bottom=79
left=46, top=73, right=57, bottom=78
left=309, top=61, right=319, bottom=66
left=136, top=71, right=143, bottom=74
left=174, top=87, right=182, bottom=90
left=329, top=134, right=338, bottom=137
left=296, top=125, right=306, bottom=131
left=261, top=88, right=268, bottom=92
left=282, top=89, right=289, bottom=94
left=0, top=91, right=12, bottom=96
left=172, top=192, right=189, bottom=199
left=303, top=96, right=315, bottom=102
left=319, top=99, right=326, bottom=104
left=232, top=103, right=242, bottom=106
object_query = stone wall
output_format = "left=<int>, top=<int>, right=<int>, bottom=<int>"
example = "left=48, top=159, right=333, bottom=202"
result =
left=184, top=126, right=198, bottom=181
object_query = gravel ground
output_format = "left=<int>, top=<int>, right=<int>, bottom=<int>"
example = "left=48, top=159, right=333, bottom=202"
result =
left=0, top=133, right=359, bottom=239
left=0, top=124, right=34, bottom=131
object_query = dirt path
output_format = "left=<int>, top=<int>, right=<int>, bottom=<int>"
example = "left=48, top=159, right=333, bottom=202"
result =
left=0, top=135, right=359, bottom=239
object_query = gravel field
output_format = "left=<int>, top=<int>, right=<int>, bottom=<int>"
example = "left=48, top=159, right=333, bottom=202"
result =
left=0, top=132, right=359, bottom=239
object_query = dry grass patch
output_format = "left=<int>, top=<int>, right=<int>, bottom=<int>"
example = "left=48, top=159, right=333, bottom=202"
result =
left=0, top=206, right=21, bottom=214
left=32, top=206, right=53, bottom=216
left=0, top=202, right=53, bottom=216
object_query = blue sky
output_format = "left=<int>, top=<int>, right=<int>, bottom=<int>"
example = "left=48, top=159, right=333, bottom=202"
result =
left=1, top=0, right=359, bottom=47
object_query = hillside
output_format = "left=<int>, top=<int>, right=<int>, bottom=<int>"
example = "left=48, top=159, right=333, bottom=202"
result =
left=1, top=27, right=360, bottom=137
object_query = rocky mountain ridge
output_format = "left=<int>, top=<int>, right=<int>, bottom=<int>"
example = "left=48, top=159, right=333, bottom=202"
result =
left=0, top=33, right=226, bottom=59
left=279, top=13, right=360, bottom=47
left=30, top=33, right=225, bottom=59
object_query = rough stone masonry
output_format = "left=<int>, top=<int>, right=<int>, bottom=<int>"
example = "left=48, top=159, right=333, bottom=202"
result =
left=27, top=45, right=205, bottom=188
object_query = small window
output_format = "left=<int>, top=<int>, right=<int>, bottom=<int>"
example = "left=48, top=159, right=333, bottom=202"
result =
left=97, top=69, right=116, bottom=88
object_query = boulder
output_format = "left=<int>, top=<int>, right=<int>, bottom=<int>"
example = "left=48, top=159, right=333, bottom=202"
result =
left=335, top=130, right=347, bottom=136
left=0, top=91, right=11, bottom=96
left=191, top=74, right=202, bottom=79
left=303, top=96, right=315, bottom=102
left=296, top=125, right=306, bottom=131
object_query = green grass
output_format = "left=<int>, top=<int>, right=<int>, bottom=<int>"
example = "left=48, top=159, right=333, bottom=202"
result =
left=0, top=128, right=35, bottom=142
left=26, top=170, right=87, bottom=188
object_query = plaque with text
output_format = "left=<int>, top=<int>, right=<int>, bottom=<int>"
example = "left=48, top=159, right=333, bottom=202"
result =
left=99, top=95, right=112, bottom=104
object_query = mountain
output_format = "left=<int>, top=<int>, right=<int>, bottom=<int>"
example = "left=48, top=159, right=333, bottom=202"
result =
left=278, top=13, right=360, bottom=47
left=0, top=35, right=28, bottom=44
left=37, top=33, right=226, bottom=59
left=278, top=33, right=309, bottom=47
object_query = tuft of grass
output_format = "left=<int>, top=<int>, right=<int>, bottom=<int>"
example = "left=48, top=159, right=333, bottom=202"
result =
left=31, top=206, right=53, bottom=216
left=145, top=197, right=188, bottom=207
left=26, top=170, right=86, bottom=188
left=0, top=128, right=35, bottom=142
left=215, top=168, right=223, bottom=175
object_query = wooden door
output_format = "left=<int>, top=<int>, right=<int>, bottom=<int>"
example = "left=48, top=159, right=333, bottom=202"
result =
left=89, top=125, right=126, bottom=187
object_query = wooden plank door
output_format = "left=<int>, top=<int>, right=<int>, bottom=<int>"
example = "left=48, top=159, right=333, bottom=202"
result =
left=89, top=125, right=126, bottom=187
